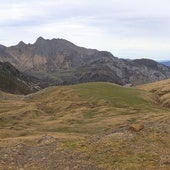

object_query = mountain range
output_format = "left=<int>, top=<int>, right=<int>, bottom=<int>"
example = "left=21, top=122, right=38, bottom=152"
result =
left=0, top=37, right=170, bottom=90
left=160, top=61, right=170, bottom=66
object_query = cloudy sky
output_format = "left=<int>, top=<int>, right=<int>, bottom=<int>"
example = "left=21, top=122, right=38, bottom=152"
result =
left=0, top=0, right=170, bottom=60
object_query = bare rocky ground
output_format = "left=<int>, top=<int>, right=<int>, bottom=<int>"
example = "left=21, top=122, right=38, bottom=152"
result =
left=0, top=135, right=104, bottom=170
left=1, top=120, right=170, bottom=170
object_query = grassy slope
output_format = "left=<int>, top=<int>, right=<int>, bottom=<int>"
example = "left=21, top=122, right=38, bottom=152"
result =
left=138, top=79, right=170, bottom=107
left=0, top=82, right=169, bottom=169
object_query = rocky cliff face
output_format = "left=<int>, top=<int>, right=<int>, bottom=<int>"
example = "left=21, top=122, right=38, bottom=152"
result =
left=0, top=37, right=170, bottom=86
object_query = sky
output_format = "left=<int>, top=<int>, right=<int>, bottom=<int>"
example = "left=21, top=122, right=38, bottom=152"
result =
left=0, top=0, right=170, bottom=60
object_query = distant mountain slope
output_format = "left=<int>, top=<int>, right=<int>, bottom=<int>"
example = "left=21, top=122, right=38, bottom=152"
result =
left=160, top=61, right=170, bottom=66
left=0, top=37, right=170, bottom=85
left=0, top=61, right=40, bottom=94
left=138, top=79, right=170, bottom=107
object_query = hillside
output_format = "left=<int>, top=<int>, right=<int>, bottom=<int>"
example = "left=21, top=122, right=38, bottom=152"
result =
left=0, top=61, right=40, bottom=94
left=0, top=37, right=170, bottom=86
left=0, top=82, right=169, bottom=169
left=138, top=79, right=170, bottom=107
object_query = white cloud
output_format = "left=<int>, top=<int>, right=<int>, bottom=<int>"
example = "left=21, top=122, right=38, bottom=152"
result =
left=0, top=0, right=170, bottom=60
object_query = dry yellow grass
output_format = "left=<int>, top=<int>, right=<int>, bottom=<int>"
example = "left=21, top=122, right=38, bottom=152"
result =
left=0, top=82, right=170, bottom=169
left=138, top=79, right=170, bottom=107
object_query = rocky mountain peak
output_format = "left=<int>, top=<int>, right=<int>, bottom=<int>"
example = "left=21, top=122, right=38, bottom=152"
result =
left=35, top=37, right=46, bottom=45
left=17, top=41, right=27, bottom=48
